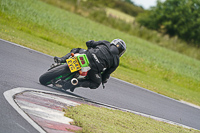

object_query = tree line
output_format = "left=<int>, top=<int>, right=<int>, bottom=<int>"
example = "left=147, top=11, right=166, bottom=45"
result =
left=136, top=0, right=200, bottom=46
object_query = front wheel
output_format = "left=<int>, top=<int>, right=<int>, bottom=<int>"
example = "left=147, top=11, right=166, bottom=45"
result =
left=39, top=64, right=70, bottom=85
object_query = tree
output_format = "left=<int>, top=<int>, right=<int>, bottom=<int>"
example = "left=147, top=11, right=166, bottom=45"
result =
left=136, top=0, right=200, bottom=45
left=124, top=0, right=135, bottom=5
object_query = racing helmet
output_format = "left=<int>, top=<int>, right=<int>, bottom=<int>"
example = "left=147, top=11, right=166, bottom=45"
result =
left=111, top=39, right=126, bottom=57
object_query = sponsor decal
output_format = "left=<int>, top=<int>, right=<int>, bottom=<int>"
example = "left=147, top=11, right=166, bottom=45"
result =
left=92, top=54, right=100, bottom=63
left=95, top=74, right=100, bottom=79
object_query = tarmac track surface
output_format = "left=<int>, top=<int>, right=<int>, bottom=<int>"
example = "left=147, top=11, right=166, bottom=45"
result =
left=0, top=39, right=200, bottom=132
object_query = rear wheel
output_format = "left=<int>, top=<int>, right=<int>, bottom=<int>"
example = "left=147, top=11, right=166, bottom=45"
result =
left=39, top=64, right=70, bottom=85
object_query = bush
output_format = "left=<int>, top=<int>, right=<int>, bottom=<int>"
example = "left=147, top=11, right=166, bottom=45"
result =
left=137, top=0, right=200, bottom=45
left=80, top=0, right=144, bottom=17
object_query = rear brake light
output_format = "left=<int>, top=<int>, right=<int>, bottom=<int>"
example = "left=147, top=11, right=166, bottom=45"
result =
left=81, top=61, right=85, bottom=64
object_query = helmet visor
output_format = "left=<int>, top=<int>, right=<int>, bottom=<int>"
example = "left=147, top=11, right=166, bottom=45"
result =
left=116, top=42, right=126, bottom=57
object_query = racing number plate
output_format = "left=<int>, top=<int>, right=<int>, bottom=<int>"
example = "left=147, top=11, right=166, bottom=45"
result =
left=66, top=57, right=81, bottom=73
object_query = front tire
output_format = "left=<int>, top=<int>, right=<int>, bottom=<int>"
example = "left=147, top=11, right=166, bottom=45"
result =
left=39, top=64, right=70, bottom=85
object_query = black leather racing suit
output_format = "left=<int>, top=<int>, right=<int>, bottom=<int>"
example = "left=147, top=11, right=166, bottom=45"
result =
left=61, top=40, right=119, bottom=89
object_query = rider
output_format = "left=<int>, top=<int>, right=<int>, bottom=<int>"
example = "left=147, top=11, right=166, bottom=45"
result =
left=54, top=39, right=126, bottom=92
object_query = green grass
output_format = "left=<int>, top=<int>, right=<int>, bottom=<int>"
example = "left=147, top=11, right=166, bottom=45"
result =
left=64, top=104, right=199, bottom=133
left=0, top=0, right=200, bottom=106
left=106, top=7, right=135, bottom=23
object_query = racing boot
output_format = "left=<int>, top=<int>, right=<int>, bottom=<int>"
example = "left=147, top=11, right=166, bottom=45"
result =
left=54, top=56, right=64, bottom=63
left=63, top=80, right=78, bottom=92
left=63, top=79, right=91, bottom=92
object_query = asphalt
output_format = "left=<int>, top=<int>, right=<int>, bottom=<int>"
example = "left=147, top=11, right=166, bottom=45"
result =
left=0, top=39, right=200, bottom=132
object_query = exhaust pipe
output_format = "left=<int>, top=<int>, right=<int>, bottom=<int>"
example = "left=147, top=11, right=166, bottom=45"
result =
left=71, top=78, right=78, bottom=85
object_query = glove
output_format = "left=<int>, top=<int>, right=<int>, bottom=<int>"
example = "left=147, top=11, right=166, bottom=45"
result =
left=86, top=40, right=95, bottom=48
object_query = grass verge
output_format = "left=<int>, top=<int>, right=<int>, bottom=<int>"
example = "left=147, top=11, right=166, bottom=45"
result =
left=64, top=104, right=199, bottom=133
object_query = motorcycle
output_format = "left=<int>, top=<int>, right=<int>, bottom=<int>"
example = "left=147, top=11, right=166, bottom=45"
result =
left=39, top=53, right=91, bottom=89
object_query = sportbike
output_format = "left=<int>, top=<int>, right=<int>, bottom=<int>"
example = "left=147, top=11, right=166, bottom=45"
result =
left=39, top=53, right=90, bottom=89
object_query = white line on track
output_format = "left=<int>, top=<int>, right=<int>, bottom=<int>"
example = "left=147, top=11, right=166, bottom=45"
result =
left=4, top=88, right=46, bottom=133
left=15, top=122, right=31, bottom=133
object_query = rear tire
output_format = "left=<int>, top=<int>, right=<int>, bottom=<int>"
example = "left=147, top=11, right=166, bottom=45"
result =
left=39, top=64, right=70, bottom=85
